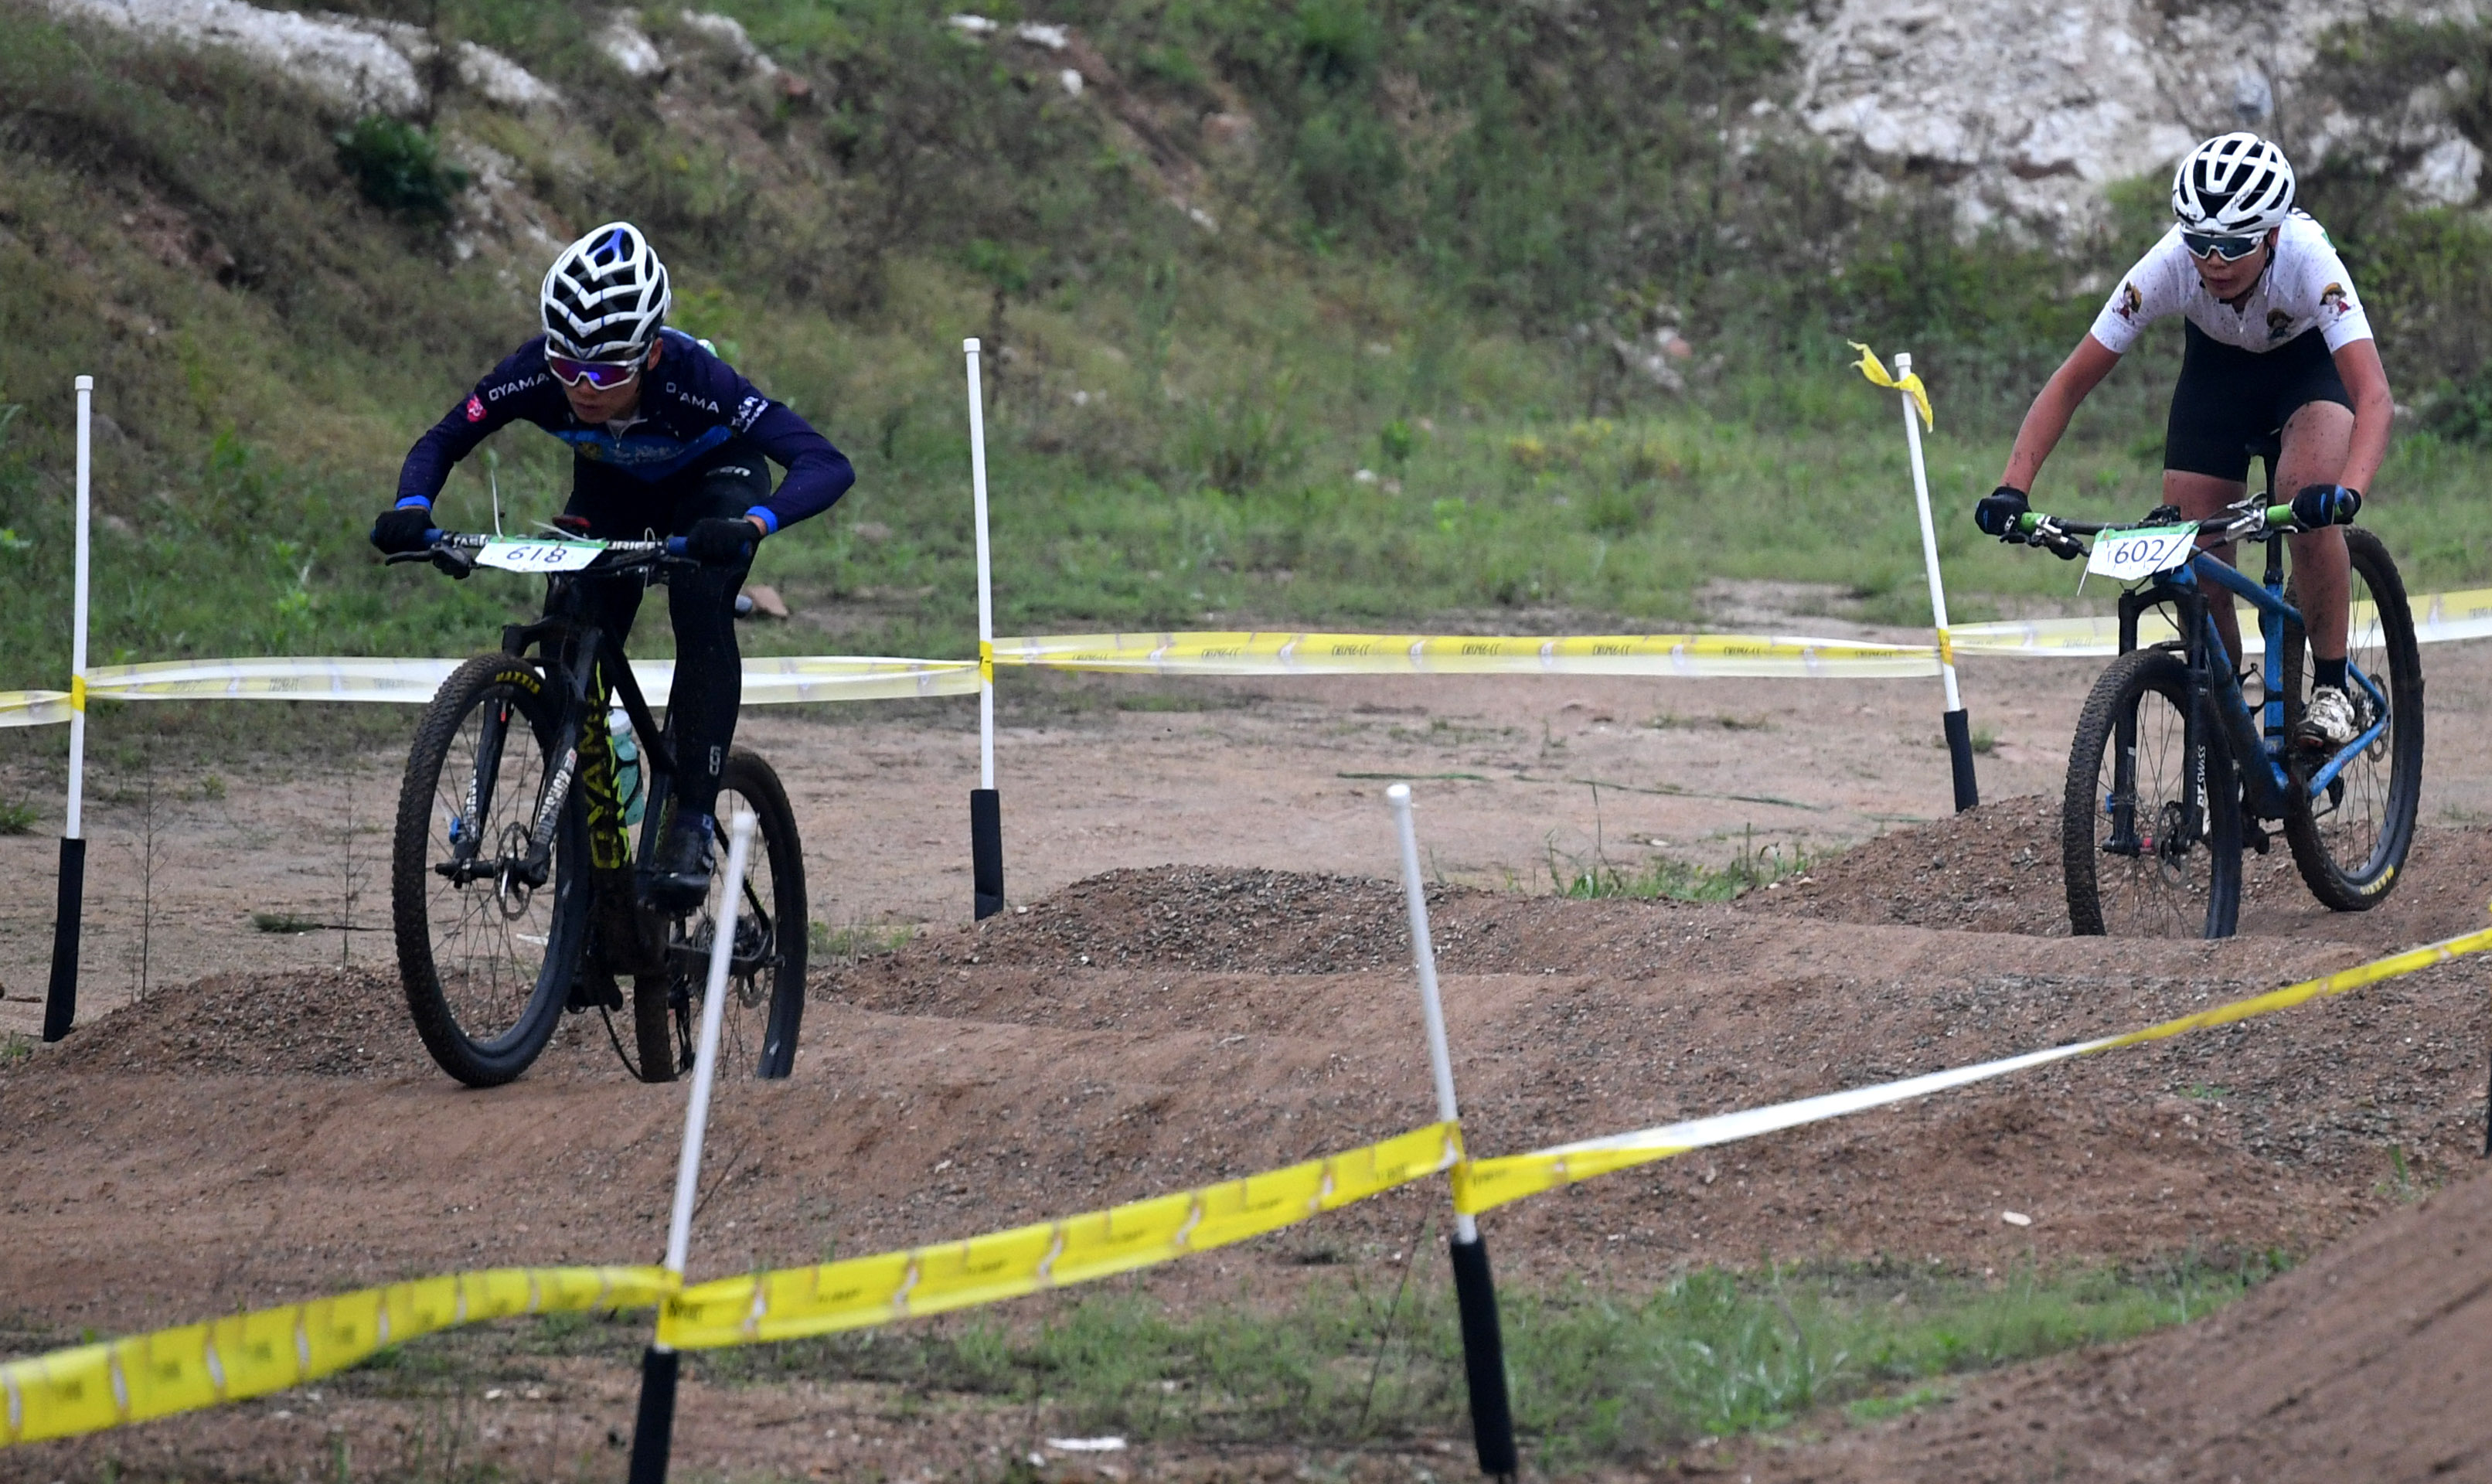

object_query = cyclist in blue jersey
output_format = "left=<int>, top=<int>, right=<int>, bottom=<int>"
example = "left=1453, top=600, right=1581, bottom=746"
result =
left=373, top=222, right=854, bottom=907
left=1976, top=134, right=2393, bottom=754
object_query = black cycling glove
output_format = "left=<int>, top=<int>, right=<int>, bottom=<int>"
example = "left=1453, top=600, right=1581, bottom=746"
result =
left=371, top=504, right=434, bottom=554
left=2291, top=483, right=2361, bottom=529
left=686, top=516, right=762, bottom=566
left=1974, top=485, right=2030, bottom=538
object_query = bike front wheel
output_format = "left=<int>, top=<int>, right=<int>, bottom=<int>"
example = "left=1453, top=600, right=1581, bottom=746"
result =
left=635, top=748, right=810, bottom=1082
left=2064, top=647, right=2242, bottom=939
left=393, top=654, right=590, bottom=1086
left=2281, top=527, right=2424, bottom=911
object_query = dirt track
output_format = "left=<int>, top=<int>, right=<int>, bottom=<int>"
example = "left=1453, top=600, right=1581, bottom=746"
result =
left=4, top=647, right=2492, bottom=1479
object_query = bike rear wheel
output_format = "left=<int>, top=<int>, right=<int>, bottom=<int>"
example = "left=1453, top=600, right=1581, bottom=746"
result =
left=393, top=655, right=590, bottom=1086
left=633, top=748, right=809, bottom=1081
left=2281, top=527, right=2424, bottom=910
left=2064, top=646, right=2242, bottom=939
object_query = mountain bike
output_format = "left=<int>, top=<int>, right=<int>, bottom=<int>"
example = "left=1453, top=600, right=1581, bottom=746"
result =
left=386, top=528, right=809, bottom=1087
left=2000, top=448, right=2422, bottom=940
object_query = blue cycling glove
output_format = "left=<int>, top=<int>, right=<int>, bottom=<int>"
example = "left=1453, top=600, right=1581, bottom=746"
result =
left=371, top=505, right=434, bottom=554
left=685, top=516, right=761, bottom=566
left=2291, top=484, right=2361, bottom=528
left=1974, top=485, right=2030, bottom=538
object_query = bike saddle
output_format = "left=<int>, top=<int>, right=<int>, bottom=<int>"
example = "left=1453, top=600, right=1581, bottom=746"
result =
left=550, top=514, right=593, bottom=536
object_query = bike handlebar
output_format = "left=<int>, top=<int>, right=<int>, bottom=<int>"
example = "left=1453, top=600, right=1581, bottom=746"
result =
left=2001, top=500, right=2304, bottom=561
left=386, top=529, right=696, bottom=575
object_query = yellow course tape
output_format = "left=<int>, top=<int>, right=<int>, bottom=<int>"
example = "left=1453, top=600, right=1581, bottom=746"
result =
left=659, top=1122, right=1462, bottom=1350
left=2, top=585, right=2487, bottom=730
left=0, top=1265, right=672, bottom=1449
left=1849, top=342, right=1934, bottom=431
left=1452, top=919, right=2492, bottom=1215
left=989, top=631, right=1941, bottom=679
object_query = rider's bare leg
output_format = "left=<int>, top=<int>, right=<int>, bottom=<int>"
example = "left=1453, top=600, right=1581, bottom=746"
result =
left=2163, top=469, right=2249, bottom=665
left=2276, top=400, right=2355, bottom=665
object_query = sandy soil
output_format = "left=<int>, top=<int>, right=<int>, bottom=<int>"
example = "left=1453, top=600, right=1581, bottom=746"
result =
left=2, top=637, right=2490, bottom=1480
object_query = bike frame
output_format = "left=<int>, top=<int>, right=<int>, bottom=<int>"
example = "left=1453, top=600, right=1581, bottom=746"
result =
left=2116, top=536, right=2392, bottom=823
left=441, top=565, right=680, bottom=893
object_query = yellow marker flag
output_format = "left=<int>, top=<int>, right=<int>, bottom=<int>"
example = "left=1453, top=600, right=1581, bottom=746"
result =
left=1848, top=342, right=1934, bottom=432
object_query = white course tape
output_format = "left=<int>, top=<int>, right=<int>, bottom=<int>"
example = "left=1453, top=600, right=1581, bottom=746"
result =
left=40, top=655, right=980, bottom=709
left=0, top=690, right=73, bottom=730
left=1455, top=917, right=2492, bottom=1213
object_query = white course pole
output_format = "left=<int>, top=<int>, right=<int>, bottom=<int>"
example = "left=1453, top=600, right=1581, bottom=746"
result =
left=43, top=375, right=95, bottom=1041
left=965, top=339, right=1004, bottom=918
left=628, top=809, right=758, bottom=1484
left=1386, top=784, right=1517, bottom=1479
left=1895, top=352, right=1979, bottom=813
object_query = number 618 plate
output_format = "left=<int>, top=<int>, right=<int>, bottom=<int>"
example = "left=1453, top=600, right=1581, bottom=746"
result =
left=2085, top=525, right=2197, bottom=584
left=474, top=537, right=606, bottom=573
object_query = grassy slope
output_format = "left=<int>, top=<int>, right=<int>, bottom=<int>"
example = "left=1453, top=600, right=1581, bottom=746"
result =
left=3, top=0, right=2491, bottom=700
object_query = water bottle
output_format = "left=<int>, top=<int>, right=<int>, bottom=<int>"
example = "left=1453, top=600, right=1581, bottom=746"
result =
left=609, top=703, right=645, bottom=828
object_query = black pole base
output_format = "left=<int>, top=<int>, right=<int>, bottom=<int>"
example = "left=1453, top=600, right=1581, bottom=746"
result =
left=1449, top=1232, right=1519, bottom=1479
left=43, top=836, right=85, bottom=1043
left=1942, top=707, right=1980, bottom=813
left=971, top=788, right=1004, bottom=920
left=626, top=1346, right=679, bottom=1484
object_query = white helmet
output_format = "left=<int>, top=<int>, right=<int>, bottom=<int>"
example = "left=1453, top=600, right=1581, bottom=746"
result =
left=2171, top=133, right=2296, bottom=235
left=540, top=222, right=670, bottom=361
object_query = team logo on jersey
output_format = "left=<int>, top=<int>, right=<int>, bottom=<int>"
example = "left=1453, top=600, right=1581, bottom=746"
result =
left=465, top=395, right=486, bottom=423
left=2116, top=282, right=2142, bottom=319
left=2321, top=282, right=2350, bottom=316
left=2268, top=309, right=2293, bottom=341
left=733, top=393, right=768, bottom=431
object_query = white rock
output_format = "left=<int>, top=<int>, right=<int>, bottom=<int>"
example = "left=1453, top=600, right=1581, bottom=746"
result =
left=947, top=12, right=997, bottom=36
left=2407, top=134, right=2483, bottom=205
left=598, top=15, right=664, bottom=78
left=1015, top=21, right=1068, bottom=49
left=43, top=0, right=557, bottom=114
left=1058, top=66, right=1083, bottom=97
left=1785, top=0, right=2471, bottom=237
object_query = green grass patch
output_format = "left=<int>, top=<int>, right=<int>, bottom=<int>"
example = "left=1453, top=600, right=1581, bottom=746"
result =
left=1551, top=824, right=1813, bottom=902
left=672, top=1254, right=2285, bottom=1469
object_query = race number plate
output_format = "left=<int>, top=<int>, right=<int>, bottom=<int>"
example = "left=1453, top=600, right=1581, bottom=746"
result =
left=2085, top=525, right=2196, bottom=584
left=473, top=537, right=606, bottom=573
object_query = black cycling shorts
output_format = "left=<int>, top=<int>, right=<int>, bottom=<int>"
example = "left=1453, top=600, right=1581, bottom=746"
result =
left=2163, top=323, right=2353, bottom=483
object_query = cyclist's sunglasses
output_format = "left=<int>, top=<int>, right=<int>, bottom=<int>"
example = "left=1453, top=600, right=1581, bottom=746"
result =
left=2182, top=230, right=2266, bottom=262
left=546, top=354, right=645, bottom=390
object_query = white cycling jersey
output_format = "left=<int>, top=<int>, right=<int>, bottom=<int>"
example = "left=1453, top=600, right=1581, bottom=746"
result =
left=2089, top=212, right=2373, bottom=357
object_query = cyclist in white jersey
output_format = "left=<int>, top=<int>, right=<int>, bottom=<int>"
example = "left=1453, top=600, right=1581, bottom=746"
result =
left=1973, top=133, right=2394, bottom=752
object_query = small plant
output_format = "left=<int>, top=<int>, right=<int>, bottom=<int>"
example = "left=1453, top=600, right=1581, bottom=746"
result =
left=253, top=910, right=326, bottom=934
left=1969, top=725, right=1999, bottom=755
left=0, top=797, right=36, bottom=835
left=1378, top=418, right=1416, bottom=469
left=333, top=114, right=471, bottom=219
left=0, top=1033, right=33, bottom=1067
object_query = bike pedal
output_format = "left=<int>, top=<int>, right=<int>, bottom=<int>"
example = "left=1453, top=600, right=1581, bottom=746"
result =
left=2245, top=821, right=2271, bottom=856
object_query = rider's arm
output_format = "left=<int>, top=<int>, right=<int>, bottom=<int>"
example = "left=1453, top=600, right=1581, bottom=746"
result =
left=740, top=403, right=854, bottom=533
left=395, top=347, right=544, bottom=509
left=1997, top=334, right=2123, bottom=492
left=2332, top=337, right=2393, bottom=496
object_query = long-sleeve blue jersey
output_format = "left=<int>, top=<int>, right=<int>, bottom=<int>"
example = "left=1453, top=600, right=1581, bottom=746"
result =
left=395, top=329, right=853, bottom=533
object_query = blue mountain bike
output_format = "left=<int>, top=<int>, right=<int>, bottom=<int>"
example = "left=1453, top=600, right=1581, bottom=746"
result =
left=2003, top=456, right=2422, bottom=939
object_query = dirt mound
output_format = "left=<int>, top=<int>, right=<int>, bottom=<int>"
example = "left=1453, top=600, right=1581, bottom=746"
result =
left=1752, top=795, right=2492, bottom=950
left=1742, top=1159, right=2492, bottom=1483
left=7, top=842, right=2491, bottom=1479
left=42, top=968, right=430, bottom=1078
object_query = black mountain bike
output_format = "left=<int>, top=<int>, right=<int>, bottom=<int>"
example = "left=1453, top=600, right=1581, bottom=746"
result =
left=1999, top=445, right=2422, bottom=939
left=386, top=529, right=808, bottom=1087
